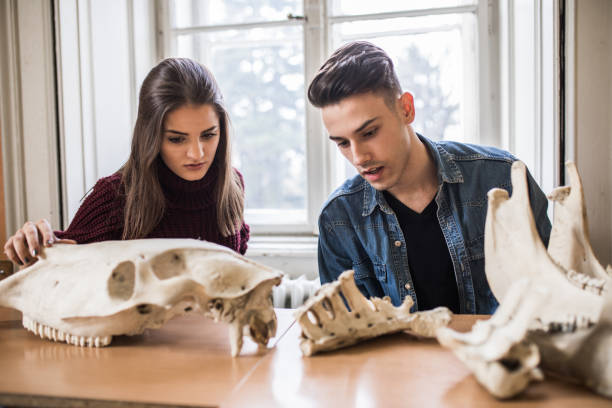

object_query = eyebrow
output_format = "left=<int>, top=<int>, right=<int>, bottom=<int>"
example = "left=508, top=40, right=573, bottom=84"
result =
left=164, top=126, right=217, bottom=136
left=328, top=117, right=379, bottom=140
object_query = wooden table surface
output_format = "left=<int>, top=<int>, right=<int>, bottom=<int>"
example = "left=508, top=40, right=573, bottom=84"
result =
left=0, top=307, right=610, bottom=407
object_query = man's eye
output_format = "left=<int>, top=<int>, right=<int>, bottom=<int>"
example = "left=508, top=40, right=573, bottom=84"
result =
left=337, top=141, right=349, bottom=148
left=363, top=128, right=378, bottom=138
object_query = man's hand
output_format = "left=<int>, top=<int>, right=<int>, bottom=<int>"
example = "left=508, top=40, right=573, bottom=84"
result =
left=3, top=219, right=76, bottom=267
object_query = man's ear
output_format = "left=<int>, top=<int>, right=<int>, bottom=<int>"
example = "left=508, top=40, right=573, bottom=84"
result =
left=399, top=92, right=415, bottom=124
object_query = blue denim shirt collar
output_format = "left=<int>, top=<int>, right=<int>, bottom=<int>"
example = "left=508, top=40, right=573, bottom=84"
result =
left=362, top=134, right=464, bottom=217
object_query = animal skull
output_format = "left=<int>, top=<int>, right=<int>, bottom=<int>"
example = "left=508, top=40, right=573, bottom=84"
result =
left=295, top=269, right=453, bottom=356
left=0, top=239, right=283, bottom=357
left=484, top=161, right=604, bottom=326
left=438, top=161, right=612, bottom=399
left=437, top=279, right=545, bottom=399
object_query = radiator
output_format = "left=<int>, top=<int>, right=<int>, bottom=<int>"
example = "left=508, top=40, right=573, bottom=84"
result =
left=272, top=275, right=321, bottom=309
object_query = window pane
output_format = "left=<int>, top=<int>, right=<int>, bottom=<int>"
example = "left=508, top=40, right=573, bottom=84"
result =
left=333, top=14, right=476, bottom=143
left=176, top=26, right=306, bottom=223
left=170, top=0, right=302, bottom=28
left=332, top=0, right=476, bottom=16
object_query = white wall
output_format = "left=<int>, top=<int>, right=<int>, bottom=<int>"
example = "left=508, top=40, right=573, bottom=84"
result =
left=0, top=0, right=60, bottom=235
left=573, top=0, right=612, bottom=266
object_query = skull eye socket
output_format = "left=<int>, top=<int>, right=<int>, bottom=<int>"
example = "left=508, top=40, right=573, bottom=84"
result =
left=108, top=261, right=135, bottom=300
left=151, top=251, right=186, bottom=279
left=500, top=358, right=522, bottom=372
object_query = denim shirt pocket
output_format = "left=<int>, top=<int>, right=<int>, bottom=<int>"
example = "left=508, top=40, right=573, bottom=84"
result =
left=352, top=260, right=387, bottom=299
left=465, top=234, right=484, bottom=261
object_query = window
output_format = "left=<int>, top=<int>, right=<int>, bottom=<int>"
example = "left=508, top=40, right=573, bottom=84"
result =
left=160, top=0, right=491, bottom=235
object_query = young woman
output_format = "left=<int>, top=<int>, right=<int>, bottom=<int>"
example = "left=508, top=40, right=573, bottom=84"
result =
left=4, top=58, right=249, bottom=266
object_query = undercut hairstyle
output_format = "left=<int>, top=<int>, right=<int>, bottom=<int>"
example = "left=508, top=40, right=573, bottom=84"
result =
left=120, top=58, right=244, bottom=239
left=307, top=41, right=402, bottom=109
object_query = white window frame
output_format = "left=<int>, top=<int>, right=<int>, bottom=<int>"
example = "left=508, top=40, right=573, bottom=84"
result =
left=155, top=0, right=499, bottom=238
left=498, top=0, right=561, bottom=196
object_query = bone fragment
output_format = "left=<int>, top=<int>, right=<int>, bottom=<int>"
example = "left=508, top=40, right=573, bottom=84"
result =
left=296, top=270, right=452, bottom=356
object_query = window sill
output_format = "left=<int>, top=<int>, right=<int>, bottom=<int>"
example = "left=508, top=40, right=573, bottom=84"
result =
left=245, top=235, right=318, bottom=280
left=247, top=235, right=317, bottom=256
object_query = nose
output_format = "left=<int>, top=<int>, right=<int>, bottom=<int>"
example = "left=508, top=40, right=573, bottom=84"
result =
left=351, top=142, right=371, bottom=168
left=187, top=139, right=205, bottom=160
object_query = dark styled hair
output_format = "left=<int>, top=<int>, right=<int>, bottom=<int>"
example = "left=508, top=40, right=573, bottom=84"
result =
left=307, top=41, right=402, bottom=108
left=120, top=58, right=244, bottom=239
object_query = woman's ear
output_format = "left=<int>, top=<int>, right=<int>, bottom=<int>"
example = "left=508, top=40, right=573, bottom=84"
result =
left=399, top=92, right=415, bottom=124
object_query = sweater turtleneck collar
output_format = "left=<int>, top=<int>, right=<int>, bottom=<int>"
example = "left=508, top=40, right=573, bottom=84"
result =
left=156, top=157, right=218, bottom=210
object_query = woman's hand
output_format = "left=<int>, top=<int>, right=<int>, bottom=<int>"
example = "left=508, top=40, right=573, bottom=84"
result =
left=3, top=219, right=76, bottom=266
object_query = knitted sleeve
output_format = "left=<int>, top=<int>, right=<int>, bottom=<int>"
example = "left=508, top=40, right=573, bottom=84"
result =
left=235, top=168, right=250, bottom=254
left=54, top=174, right=125, bottom=243
left=220, top=222, right=250, bottom=255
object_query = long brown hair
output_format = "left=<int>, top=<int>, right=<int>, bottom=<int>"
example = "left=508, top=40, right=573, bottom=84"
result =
left=120, top=58, right=244, bottom=239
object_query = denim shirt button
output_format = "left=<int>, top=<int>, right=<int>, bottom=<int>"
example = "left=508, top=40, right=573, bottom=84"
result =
left=405, top=283, right=411, bottom=290
left=394, top=240, right=402, bottom=247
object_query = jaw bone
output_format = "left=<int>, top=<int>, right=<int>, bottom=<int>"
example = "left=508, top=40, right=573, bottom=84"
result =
left=437, top=279, right=545, bottom=399
left=295, top=270, right=453, bottom=356
left=439, top=161, right=612, bottom=399
left=529, top=282, right=612, bottom=398
left=484, top=161, right=603, bottom=326
left=547, top=161, right=612, bottom=281
left=0, top=239, right=282, bottom=357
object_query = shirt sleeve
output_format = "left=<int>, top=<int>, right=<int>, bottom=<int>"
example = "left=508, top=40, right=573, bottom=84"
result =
left=317, top=210, right=354, bottom=285
left=54, top=176, right=124, bottom=244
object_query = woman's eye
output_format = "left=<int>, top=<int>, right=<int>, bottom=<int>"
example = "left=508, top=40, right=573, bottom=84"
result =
left=168, top=136, right=183, bottom=144
left=201, top=133, right=217, bottom=140
left=337, top=141, right=349, bottom=148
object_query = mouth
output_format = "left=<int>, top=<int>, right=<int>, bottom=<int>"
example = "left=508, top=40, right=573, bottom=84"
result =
left=361, top=166, right=384, bottom=181
left=184, top=162, right=205, bottom=170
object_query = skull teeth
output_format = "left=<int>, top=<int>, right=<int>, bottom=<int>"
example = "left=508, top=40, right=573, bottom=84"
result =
left=22, top=315, right=112, bottom=347
left=566, top=270, right=607, bottom=295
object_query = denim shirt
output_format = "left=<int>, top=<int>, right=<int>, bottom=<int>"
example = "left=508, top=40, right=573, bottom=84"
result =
left=317, top=135, right=552, bottom=314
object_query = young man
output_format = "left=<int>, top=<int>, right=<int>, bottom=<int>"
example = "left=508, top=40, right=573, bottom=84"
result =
left=308, top=41, right=551, bottom=314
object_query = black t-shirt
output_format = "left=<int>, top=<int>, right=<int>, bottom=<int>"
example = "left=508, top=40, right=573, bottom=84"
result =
left=383, top=191, right=460, bottom=313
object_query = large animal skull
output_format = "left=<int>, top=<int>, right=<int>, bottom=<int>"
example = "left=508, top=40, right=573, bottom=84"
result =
left=438, top=161, right=612, bottom=399
left=295, top=270, right=453, bottom=356
left=0, top=239, right=283, bottom=357
left=437, top=279, right=545, bottom=399
left=484, top=161, right=604, bottom=326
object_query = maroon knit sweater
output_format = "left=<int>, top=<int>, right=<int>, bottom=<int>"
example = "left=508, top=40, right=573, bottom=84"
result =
left=55, top=160, right=250, bottom=254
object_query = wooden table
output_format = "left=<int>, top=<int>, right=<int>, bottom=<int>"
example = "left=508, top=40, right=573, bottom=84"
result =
left=0, top=307, right=610, bottom=407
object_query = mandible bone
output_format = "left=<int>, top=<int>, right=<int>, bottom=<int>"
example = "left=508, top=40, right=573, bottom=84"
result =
left=547, top=161, right=612, bottom=282
left=0, top=239, right=282, bottom=357
left=437, top=279, right=545, bottom=399
left=295, top=270, right=453, bottom=356
left=440, top=161, right=612, bottom=399
left=484, top=161, right=603, bottom=326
